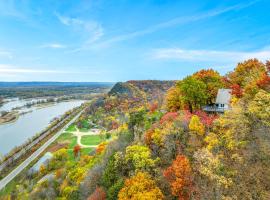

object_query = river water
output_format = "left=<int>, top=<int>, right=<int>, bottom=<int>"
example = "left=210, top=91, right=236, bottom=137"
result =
left=0, top=100, right=84, bottom=155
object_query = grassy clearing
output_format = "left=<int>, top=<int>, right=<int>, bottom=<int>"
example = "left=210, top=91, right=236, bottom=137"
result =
left=65, top=124, right=76, bottom=132
left=57, top=131, right=74, bottom=141
left=68, top=137, right=77, bottom=149
left=81, top=135, right=103, bottom=146
left=67, top=148, right=94, bottom=161
left=81, top=148, right=94, bottom=155
left=0, top=179, right=16, bottom=196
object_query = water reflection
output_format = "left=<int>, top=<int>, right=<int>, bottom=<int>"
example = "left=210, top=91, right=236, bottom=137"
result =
left=0, top=100, right=84, bottom=155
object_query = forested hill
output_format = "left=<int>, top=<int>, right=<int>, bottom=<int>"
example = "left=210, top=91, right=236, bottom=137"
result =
left=2, top=59, right=270, bottom=199
left=108, top=80, right=175, bottom=100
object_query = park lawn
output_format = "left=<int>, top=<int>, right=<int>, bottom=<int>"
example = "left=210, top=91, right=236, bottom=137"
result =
left=57, top=132, right=73, bottom=141
left=68, top=137, right=77, bottom=149
left=65, top=124, right=76, bottom=132
left=0, top=179, right=16, bottom=196
left=81, top=148, right=94, bottom=155
left=67, top=148, right=94, bottom=161
left=81, top=135, right=103, bottom=146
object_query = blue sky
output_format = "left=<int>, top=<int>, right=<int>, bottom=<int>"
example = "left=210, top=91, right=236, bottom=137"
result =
left=0, top=0, right=270, bottom=82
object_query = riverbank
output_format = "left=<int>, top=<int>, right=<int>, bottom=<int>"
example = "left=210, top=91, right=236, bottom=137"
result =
left=0, top=105, right=86, bottom=182
left=0, top=111, right=19, bottom=125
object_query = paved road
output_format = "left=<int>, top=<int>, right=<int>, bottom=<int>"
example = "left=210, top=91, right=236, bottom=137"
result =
left=0, top=109, right=85, bottom=191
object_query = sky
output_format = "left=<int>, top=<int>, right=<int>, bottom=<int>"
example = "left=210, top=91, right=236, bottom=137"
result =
left=0, top=0, right=270, bottom=82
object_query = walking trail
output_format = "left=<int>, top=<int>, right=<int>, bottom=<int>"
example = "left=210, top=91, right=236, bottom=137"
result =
left=71, top=127, right=101, bottom=148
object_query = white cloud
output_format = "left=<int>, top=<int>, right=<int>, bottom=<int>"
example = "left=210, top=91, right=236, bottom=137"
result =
left=150, top=48, right=270, bottom=63
left=90, top=0, right=260, bottom=49
left=40, top=43, right=67, bottom=49
left=55, top=13, right=104, bottom=44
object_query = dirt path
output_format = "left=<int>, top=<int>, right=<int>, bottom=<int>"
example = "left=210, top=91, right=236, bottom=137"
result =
left=72, top=127, right=101, bottom=148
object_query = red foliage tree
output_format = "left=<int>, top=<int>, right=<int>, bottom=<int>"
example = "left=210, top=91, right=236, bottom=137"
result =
left=160, top=112, right=178, bottom=124
left=73, top=145, right=81, bottom=157
left=182, top=110, right=192, bottom=123
left=230, top=84, right=243, bottom=98
left=87, top=187, right=106, bottom=200
left=163, top=155, right=193, bottom=200
left=111, top=120, right=119, bottom=129
left=148, top=101, right=158, bottom=113
left=256, top=73, right=270, bottom=90
left=194, top=110, right=218, bottom=127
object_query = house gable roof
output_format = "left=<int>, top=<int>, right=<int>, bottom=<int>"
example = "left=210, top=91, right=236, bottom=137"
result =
left=215, top=89, right=232, bottom=104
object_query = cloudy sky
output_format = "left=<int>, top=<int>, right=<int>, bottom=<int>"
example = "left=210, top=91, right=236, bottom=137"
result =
left=0, top=0, right=270, bottom=82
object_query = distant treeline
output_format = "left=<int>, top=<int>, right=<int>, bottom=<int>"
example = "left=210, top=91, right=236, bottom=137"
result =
left=0, top=82, right=114, bottom=87
left=0, top=82, right=114, bottom=99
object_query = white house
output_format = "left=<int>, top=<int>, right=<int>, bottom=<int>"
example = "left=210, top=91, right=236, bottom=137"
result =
left=203, top=89, right=232, bottom=113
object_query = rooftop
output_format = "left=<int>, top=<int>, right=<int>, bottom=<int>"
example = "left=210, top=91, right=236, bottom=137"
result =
left=215, top=89, right=232, bottom=104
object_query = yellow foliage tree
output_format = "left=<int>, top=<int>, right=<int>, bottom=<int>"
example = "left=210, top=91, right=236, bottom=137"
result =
left=118, top=172, right=164, bottom=200
left=39, top=164, right=46, bottom=175
left=165, top=86, right=182, bottom=112
left=189, top=115, right=205, bottom=135
left=248, top=90, right=270, bottom=126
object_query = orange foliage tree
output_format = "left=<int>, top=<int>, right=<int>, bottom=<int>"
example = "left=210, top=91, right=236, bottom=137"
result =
left=96, top=143, right=106, bottom=154
left=163, top=155, right=193, bottom=200
left=148, top=101, right=159, bottom=113
left=230, top=83, right=243, bottom=98
left=87, top=187, right=106, bottom=200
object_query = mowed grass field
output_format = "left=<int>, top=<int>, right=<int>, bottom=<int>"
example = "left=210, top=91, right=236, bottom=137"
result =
left=81, top=135, right=103, bottom=146
left=55, top=125, right=102, bottom=158
left=57, top=125, right=103, bottom=159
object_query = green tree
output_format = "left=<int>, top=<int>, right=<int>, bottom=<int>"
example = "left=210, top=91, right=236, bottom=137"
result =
left=128, top=108, right=146, bottom=140
left=178, top=76, right=208, bottom=112
left=193, top=69, right=224, bottom=104
left=107, top=179, right=124, bottom=200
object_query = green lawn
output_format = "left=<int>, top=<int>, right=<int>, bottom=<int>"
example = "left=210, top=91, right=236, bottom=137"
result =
left=56, top=131, right=77, bottom=149
left=81, top=135, right=103, bottom=146
left=0, top=179, right=17, bottom=196
left=67, top=147, right=94, bottom=161
left=65, top=124, right=76, bottom=132
left=57, top=132, right=73, bottom=141
left=68, top=137, right=77, bottom=149
left=81, top=148, right=94, bottom=155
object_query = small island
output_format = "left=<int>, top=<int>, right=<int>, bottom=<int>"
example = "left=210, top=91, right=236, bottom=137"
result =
left=0, top=111, right=19, bottom=125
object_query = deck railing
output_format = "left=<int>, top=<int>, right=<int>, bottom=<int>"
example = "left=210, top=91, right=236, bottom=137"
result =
left=202, top=106, right=228, bottom=113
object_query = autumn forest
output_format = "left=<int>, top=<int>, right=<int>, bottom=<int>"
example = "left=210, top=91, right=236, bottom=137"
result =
left=2, top=59, right=270, bottom=200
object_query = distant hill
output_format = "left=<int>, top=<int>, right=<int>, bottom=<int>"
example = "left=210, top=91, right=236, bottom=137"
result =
left=0, top=82, right=114, bottom=88
left=108, top=80, right=175, bottom=101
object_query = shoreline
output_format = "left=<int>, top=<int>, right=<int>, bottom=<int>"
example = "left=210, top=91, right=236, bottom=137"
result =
left=0, top=112, right=19, bottom=125
left=0, top=99, right=85, bottom=125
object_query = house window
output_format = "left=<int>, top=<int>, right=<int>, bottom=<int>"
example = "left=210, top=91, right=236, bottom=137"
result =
left=221, top=104, right=224, bottom=107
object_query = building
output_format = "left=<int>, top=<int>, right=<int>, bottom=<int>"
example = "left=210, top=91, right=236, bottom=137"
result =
left=203, top=89, right=232, bottom=113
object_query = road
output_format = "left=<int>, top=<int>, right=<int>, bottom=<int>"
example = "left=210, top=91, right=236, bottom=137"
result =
left=0, top=108, right=85, bottom=191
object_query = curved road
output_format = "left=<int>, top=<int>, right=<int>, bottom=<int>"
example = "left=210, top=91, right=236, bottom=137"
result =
left=0, top=109, right=85, bottom=191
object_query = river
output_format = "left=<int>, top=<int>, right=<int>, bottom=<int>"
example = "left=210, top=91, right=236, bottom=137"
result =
left=0, top=100, right=84, bottom=155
